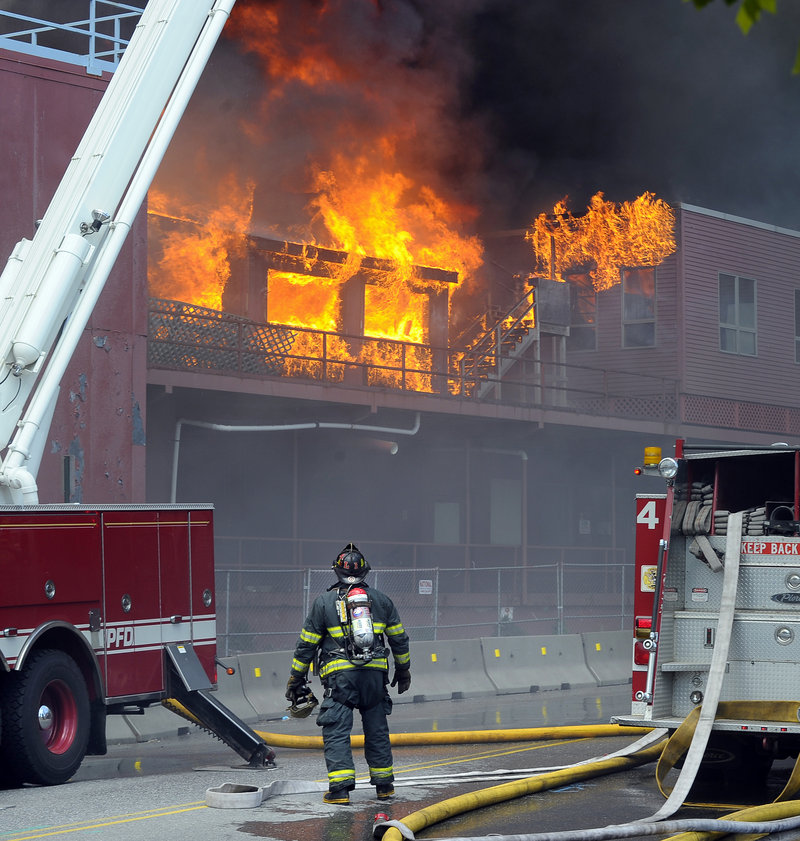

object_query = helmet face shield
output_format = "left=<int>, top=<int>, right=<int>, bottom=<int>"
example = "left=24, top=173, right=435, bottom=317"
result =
left=333, top=543, right=370, bottom=584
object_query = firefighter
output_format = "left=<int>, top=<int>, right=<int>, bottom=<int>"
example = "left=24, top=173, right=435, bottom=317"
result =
left=285, top=543, right=411, bottom=805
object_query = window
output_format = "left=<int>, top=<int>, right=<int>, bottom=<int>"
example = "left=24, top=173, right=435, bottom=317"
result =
left=622, top=267, right=656, bottom=348
left=719, top=273, right=756, bottom=356
left=567, top=275, right=597, bottom=351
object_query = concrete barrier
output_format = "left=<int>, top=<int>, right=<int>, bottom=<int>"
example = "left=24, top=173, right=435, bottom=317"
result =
left=106, top=703, right=191, bottom=744
left=105, top=712, right=136, bottom=743
left=105, top=629, right=627, bottom=745
left=213, top=655, right=260, bottom=722
left=238, top=651, right=297, bottom=719
left=481, top=634, right=597, bottom=694
left=394, top=639, right=494, bottom=704
left=580, top=630, right=633, bottom=687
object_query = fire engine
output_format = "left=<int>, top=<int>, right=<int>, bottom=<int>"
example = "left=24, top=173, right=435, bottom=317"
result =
left=616, top=439, right=800, bottom=789
left=0, top=0, right=278, bottom=786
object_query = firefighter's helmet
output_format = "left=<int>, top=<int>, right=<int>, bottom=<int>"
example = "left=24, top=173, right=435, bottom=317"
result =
left=333, top=543, right=371, bottom=585
left=287, top=684, right=319, bottom=719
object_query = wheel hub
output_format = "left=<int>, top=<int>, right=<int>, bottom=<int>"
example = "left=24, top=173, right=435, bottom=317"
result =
left=38, top=704, right=54, bottom=732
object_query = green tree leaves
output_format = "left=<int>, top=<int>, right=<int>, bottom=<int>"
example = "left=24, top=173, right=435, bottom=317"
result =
left=689, top=0, right=800, bottom=72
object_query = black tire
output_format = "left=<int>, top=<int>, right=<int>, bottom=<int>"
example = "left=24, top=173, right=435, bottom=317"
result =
left=0, top=649, right=90, bottom=785
left=0, top=672, right=21, bottom=789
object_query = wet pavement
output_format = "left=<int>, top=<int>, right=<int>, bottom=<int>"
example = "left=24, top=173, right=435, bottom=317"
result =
left=0, top=685, right=790, bottom=841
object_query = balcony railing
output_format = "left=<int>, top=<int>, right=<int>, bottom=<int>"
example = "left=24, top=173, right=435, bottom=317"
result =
left=148, top=298, right=680, bottom=424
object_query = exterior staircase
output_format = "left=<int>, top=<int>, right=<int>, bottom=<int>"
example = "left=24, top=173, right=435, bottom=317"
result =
left=458, top=287, right=539, bottom=399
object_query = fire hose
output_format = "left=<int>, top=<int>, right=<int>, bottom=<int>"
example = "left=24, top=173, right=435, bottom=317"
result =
left=369, top=511, right=800, bottom=841
left=370, top=511, right=745, bottom=841
left=178, top=511, right=800, bottom=837
left=167, top=695, right=800, bottom=838
left=412, top=804, right=800, bottom=841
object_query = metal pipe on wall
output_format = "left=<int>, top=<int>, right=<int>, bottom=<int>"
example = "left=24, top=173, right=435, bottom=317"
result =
left=170, top=413, right=421, bottom=503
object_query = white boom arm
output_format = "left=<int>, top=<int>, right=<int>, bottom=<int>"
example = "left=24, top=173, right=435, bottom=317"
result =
left=0, top=0, right=236, bottom=503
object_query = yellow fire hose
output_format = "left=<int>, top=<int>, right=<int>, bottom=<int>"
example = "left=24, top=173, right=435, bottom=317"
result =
left=165, top=697, right=800, bottom=841
left=163, top=699, right=647, bottom=750
left=253, top=722, right=649, bottom=750
left=375, top=740, right=665, bottom=841
left=655, top=701, right=800, bottom=804
left=663, top=801, right=800, bottom=841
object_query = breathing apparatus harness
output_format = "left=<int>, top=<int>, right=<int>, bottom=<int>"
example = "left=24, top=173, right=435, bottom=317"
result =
left=333, top=583, right=384, bottom=665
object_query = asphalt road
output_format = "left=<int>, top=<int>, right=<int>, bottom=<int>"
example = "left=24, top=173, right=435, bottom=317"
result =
left=0, top=685, right=792, bottom=841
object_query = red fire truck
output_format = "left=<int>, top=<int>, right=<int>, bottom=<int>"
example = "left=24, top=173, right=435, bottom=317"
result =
left=0, top=0, right=276, bottom=786
left=616, top=440, right=800, bottom=787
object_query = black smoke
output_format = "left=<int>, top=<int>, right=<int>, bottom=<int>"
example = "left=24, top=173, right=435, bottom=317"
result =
left=159, top=0, right=800, bottom=239
left=465, top=0, right=800, bottom=232
left=4, top=1, right=800, bottom=230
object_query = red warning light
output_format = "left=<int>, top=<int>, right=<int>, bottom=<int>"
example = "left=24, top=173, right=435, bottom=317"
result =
left=633, top=641, right=650, bottom=666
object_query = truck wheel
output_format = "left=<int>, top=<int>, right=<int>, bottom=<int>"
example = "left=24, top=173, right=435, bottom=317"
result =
left=0, top=649, right=90, bottom=786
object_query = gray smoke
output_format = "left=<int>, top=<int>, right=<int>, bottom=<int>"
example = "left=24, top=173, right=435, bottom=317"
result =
left=5, top=0, right=800, bottom=231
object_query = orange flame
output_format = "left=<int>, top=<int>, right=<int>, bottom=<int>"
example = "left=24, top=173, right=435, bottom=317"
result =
left=224, top=3, right=352, bottom=90
left=310, top=153, right=484, bottom=284
left=305, top=152, right=483, bottom=359
left=267, top=270, right=341, bottom=332
left=526, top=192, right=676, bottom=291
left=148, top=3, right=484, bottom=394
left=148, top=175, right=254, bottom=310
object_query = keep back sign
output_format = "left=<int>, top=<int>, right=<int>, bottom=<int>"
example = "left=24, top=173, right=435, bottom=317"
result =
left=741, top=541, right=800, bottom=556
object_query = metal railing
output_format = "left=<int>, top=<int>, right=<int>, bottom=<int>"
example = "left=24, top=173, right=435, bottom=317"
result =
left=0, top=2, right=145, bottom=74
left=213, top=556, right=632, bottom=656
left=459, top=287, right=537, bottom=384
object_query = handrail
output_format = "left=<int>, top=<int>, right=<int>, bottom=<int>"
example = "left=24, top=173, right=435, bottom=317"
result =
left=467, top=288, right=535, bottom=359
left=458, top=288, right=537, bottom=394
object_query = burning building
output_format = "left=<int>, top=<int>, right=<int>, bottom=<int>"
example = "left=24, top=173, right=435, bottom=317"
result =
left=147, top=221, right=459, bottom=395
left=6, top=3, right=800, bottom=651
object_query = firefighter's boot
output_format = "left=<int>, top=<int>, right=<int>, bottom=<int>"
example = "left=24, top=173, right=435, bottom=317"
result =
left=323, top=789, right=350, bottom=806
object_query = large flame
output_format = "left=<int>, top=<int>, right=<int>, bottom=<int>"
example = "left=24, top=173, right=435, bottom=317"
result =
left=526, top=192, right=676, bottom=291
left=147, top=1, right=484, bottom=393
left=267, top=270, right=341, bottom=332
left=310, top=153, right=484, bottom=286
left=148, top=6, right=674, bottom=399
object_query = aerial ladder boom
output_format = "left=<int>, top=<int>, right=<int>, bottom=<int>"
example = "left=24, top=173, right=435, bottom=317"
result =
left=0, top=0, right=236, bottom=503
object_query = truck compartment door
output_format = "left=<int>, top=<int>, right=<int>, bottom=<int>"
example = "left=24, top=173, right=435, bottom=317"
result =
left=101, top=511, right=162, bottom=697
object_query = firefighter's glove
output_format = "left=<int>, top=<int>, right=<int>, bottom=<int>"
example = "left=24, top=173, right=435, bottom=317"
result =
left=285, top=672, right=307, bottom=703
left=391, top=667, right=411, bottom=695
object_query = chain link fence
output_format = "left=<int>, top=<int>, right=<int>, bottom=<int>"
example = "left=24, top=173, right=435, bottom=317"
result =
left=214, top=561, right=633, bottom=656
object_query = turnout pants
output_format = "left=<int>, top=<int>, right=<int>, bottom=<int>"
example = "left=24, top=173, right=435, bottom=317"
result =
left=316, top=667, right=394, bottom=792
